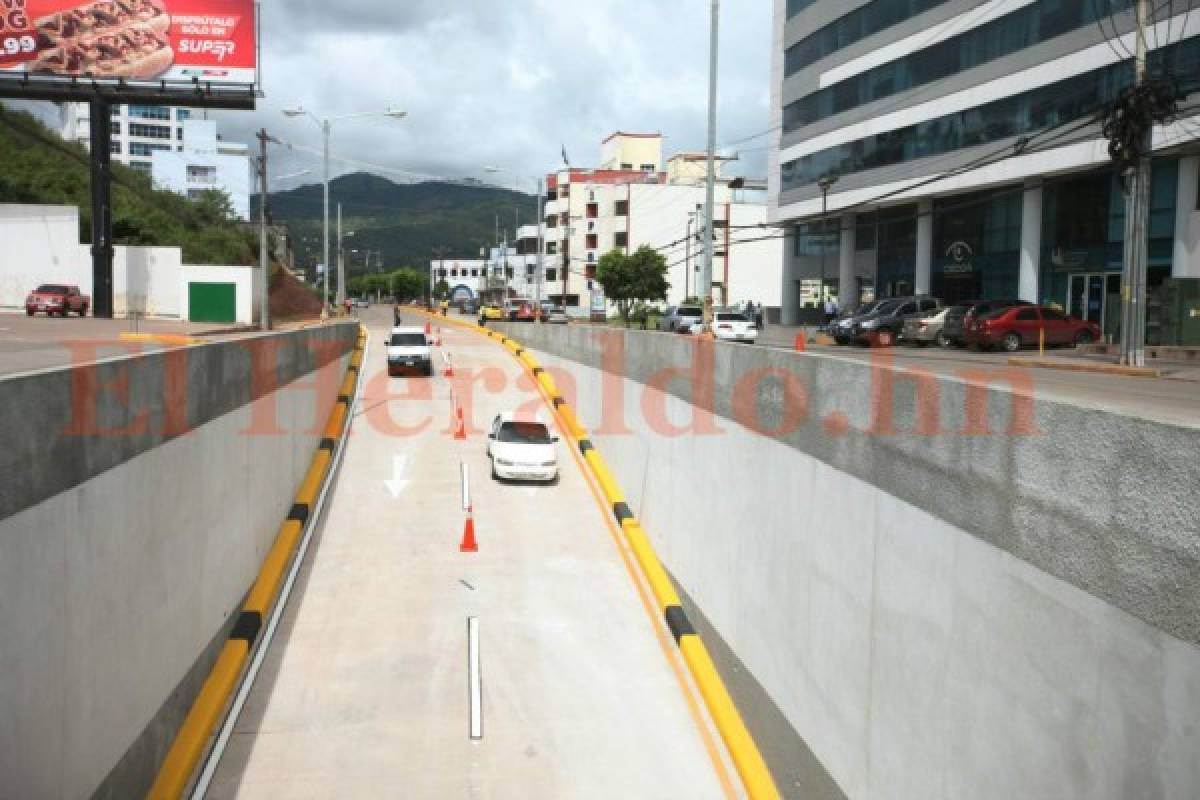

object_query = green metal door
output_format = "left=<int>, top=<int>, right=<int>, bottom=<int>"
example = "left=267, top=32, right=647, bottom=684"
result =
left=187, top=282, right=236, bottom=323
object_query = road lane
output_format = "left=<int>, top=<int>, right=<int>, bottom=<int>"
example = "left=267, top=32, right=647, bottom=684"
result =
left=206, top=310, right=731, bottom=799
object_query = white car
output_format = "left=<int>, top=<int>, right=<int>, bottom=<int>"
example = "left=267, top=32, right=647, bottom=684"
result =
left=386, top=326, right=432, bottom=376
left=713, top=312, right=758, bottom=343
left=487, top=413, right=559, bottom=482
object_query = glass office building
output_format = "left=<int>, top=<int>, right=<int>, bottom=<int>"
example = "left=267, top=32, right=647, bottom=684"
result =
left=771, top=0, right=1200, bottom=327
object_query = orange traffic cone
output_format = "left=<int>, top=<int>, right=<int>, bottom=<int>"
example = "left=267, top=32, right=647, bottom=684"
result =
left=794, top=331, right=807, bottom=352
left=453, top=406, right=467, bottom=440
left=435, top=328, right=443, bottom=347
left=443, top=354, right=455, bottom=377
left=424, top=321, right=432, bottom=335
left=460, top=505, right=478, bottom=552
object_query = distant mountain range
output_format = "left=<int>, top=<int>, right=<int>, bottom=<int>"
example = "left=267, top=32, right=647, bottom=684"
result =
left=257, top=172, right=536, bottom=276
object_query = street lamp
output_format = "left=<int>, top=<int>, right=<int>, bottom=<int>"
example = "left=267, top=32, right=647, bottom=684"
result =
left=817, top=174, right=839, bottom=314
left=281, top=105, right=407, bottom=315
left=483, top=166, right=545, bottom=320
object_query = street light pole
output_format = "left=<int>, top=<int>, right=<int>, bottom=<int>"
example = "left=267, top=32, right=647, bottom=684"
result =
left=282, top=105, right=407, bottom=318
left=536, top=176, right=545, bottom=321
left=1119, top=0, right=1151, bottom=367
left=700, top=0, right=720, bottom=327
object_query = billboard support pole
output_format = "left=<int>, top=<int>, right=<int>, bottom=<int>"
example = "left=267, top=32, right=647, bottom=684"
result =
left=89, top=98, right=114, bottom=319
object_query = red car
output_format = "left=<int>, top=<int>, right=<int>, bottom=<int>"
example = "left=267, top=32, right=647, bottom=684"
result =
left=966, top=305, right=1101, bottom=352
left=25, top=284, right=89, bottom=317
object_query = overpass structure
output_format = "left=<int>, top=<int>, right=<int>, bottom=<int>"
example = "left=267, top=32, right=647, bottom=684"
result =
left=1, top=310, right=1198, bottom=799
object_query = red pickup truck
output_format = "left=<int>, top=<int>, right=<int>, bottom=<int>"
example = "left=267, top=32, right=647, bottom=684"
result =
left=25, top=284, right=90, bottom=317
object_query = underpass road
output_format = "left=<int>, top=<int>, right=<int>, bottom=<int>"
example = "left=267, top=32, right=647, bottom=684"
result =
left=207, top=309, right=732, bottom=799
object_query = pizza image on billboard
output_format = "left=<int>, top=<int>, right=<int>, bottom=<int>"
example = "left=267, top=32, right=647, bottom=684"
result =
left=1, top=0, right=256, bottom=86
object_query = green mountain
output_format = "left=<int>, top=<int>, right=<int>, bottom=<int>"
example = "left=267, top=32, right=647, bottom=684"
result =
left=258, top=172, right=537, bottom=278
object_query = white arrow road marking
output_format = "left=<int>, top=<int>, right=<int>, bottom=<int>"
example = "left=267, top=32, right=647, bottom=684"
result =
left=384, top=454, right=411, bottom=498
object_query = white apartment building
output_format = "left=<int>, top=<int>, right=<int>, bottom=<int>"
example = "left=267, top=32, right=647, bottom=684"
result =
left=544, top=132, right=783, bottom=318
left=151, top=119, right=251, bottom=221
left=60, top=102, right=251, bottom=221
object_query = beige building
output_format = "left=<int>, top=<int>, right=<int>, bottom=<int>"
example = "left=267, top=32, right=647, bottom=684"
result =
left=543, top=132, right=782, bottom=318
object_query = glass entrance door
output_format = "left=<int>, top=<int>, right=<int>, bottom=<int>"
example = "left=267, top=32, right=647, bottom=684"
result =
left=1068, top=273, right=1120, bottom=341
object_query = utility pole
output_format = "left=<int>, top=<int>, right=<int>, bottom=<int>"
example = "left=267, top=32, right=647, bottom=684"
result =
left=686, top=213, right=694, bottom=299
left=256, top=128, right=272, bottom=330
left=700, top=0, right=720, bottom=327
left=1119, top=0, right=1152, bottom=367
left=535, top=177, right=545, bottom=320
left=322, top=119, right=331, bottom=317
left=336, top=202, right=346, bottom=309
left=818, top=175, right=838, bottom=313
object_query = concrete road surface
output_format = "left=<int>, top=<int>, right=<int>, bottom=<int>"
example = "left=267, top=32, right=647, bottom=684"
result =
left=206, top=309, right=733, bottom=799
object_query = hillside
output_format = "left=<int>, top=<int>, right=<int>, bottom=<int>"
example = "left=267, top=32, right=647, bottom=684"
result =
left=0, top=104, right=256, bottom=265
left=258, top=172, right=536, bottom=276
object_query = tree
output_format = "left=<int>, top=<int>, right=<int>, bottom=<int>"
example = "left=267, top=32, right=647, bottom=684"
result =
left=389, top=268, right=428, bottom=302
left=432, top=279, right=450, bottom=302
left=595, top=245, right=670, bottom=327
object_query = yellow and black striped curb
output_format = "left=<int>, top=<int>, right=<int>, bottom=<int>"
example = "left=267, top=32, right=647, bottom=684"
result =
left=146, top=327, right=367, bottom=800
left=420, top=312, right=781, bottom=800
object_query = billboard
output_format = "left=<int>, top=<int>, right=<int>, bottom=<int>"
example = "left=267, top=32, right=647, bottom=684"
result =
left=0, top=0, right=256, bottom=106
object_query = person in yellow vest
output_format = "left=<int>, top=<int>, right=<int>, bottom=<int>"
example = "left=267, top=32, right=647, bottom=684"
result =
left=440, top=299, right=449, bottom=316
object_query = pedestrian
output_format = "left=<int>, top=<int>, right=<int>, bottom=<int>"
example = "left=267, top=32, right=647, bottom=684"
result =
left=393, top=302, right=402, bottom=326
left=824, top=297, right=837, bottom=326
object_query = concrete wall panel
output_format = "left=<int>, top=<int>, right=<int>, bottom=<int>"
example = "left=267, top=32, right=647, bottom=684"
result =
left=0, top=324, right=356, bottom=799
left=496, top=322, right=1200, bottom=799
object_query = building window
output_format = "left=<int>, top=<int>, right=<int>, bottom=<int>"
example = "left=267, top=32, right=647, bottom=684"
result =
left=129, top=105, right=170, bottom=120
left=546, top=215, right=558, bottom=228
left=586, top=233, right=598, bottom=250
left=587, top=252, right=596, bottom=263
left=129, top=161, right=152, bottom=172
left=109, top=141, right=121, bottom=154
left=560, top=213, right=568, bottom=226
left=471, top=269, right=478, bottom=277
left=110, top=121, right=120, bottom=135
left=110, top=107, right=120, bottom=117
left=856, top=212, right=878, bottom=250
left=129, top=123, right=171, bottom=139
left=546, top=241, right=558, bottom=255
left=780, top=52, right=1162, bottom=191
left=187, top=165, right=218, bottom=184
left=615, top=232, right=628, bottom=248
left=546, top=269, right=557, bottom=282
left=176, top=128, right=184, bottom=140
left=785, top=0, right=953, bottom=76
left=614, top=200, right=628, bottom=216
left=620, top=163, right=633, bottom=169
left=783, top=0, right=1136, bottom=133
left=187, top=189, right=206, bottom=201
left=586, top=203, right=599, bottom=219
left=785, top=0, right=818, bottom=19
left=177, top=109, right=191, bottom=122
left=129, top=142, right=171, bottom=156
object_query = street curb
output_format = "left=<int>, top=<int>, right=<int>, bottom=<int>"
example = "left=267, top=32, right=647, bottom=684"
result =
left=118, top=332, right=203, bottom=346
left=1007, top=356, right=1162, bottom=378
left=418, top=311, right=782, bottom=800
left=146, top=326, right=367, bottom=799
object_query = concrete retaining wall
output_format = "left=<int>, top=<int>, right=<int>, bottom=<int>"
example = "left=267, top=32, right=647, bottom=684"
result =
left=494, top=321, right=1200, bottom=800
left=0, top=323, right=357, bottom=799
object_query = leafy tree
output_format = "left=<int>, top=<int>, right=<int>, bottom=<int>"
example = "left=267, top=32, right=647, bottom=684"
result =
left=595, top=245, right=670, bottom=327
left=389, top=268, right=428, bottom=302
left=432, top=279, right=450, bottom=301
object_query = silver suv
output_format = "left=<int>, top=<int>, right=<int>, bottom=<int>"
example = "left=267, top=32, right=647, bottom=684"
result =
left=658, top=305, right=704, bottom=333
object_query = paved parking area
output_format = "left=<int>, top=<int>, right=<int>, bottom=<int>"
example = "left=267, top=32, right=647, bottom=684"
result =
left=0, top=313, right=251, bottom=377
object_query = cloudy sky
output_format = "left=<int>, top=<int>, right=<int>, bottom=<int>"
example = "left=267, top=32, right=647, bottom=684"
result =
left=212, top=0, right=773, bottom=193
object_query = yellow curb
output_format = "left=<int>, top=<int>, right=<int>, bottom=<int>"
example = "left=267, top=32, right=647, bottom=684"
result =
left=118, top=332, right=202, bottom=346
left=1007, top=357, right=1162, bottom=378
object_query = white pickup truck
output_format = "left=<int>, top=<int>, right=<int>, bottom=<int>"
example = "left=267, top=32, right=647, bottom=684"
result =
left=386, top=326, right=432, bottom=377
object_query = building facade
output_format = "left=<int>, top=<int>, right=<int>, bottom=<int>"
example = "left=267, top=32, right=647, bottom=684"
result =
left=770, top=0, right=1200, bottom=338
left=545, top=132, right=784, bottom=317
left=150, top=120, right=251, bottom=221
left=61, top=103, right=251, bottom=221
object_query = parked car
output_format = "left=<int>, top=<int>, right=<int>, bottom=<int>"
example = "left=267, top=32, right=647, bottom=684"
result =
left=513, top=300, right=538, bottom=322
left=713, top=312, right=758, bottom=343
left=901, top=306, right=952, bottom=346
left=386, top=326, right=433, bottom=376
left=965, top=305, right=1101, bottom=352
left=830, top=301, right=883, bottom=343
left=25, top=284, right=89, bottom=317
left=842, top=296, right=941, bottom=347
left=487, top=413, right=559, bottom=482
left=480, top=304, right=504, bottom=321
left=547, top=306, right=569, bottom=324
left=658, top=304, right=704, bottom=333
left=940, top=299, right=1031, bottom=347
left=355, top=297, right=370, bottom=308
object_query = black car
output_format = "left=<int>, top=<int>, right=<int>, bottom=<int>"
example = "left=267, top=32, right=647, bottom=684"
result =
left=940, top=299, right=1032, bottom=347
left=838, top=296, right=941, bottom=347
